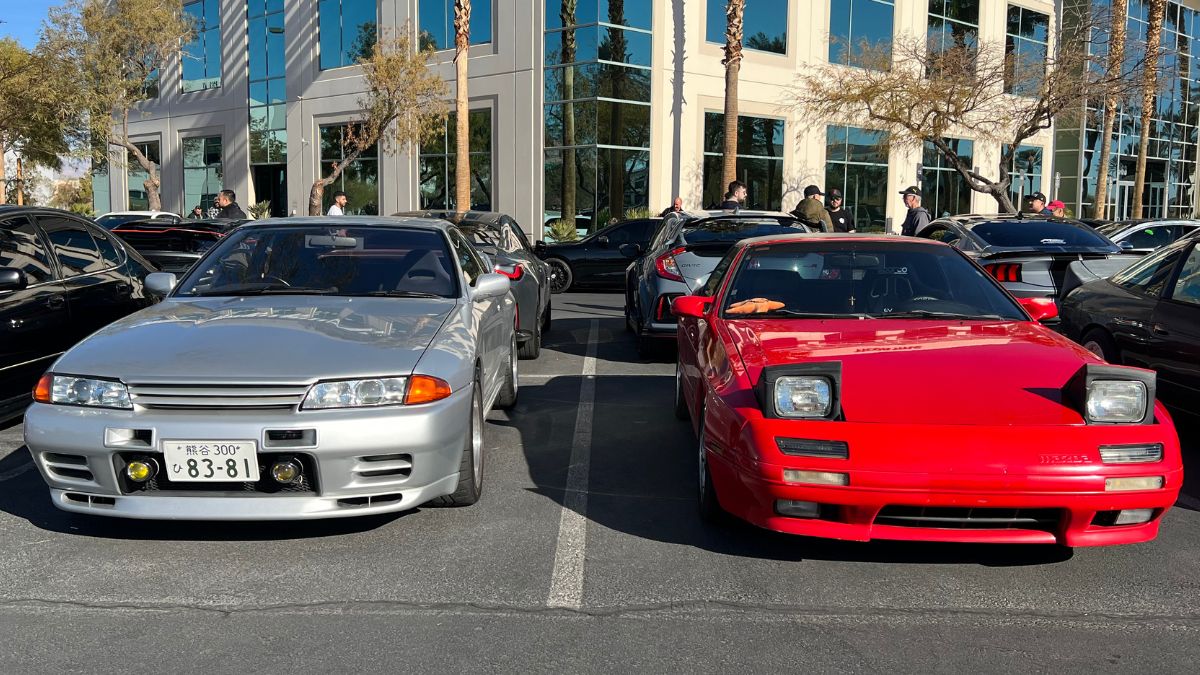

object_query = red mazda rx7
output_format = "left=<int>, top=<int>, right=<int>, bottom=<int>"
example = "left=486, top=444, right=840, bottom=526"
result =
left=672, top=234, right=1182, bottom=547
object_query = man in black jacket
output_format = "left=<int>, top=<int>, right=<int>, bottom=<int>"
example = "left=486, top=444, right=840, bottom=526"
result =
left=825, top=188, right=855, bottom=233
left=215, top=189, right=248, bottom=220
left=899, top=186, right=930, bottom=237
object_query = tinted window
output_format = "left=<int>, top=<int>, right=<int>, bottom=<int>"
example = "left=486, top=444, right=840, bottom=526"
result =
left=969, top=220, right=1117, bottom=249
left=603, top=220, right=652, bottom=245
left=449, top=229, right=485, bottom=285
left=176, top=226, right=459, bottom=298
left=681, top=218, right=804, bottom=246
left=722, top=242, right=1025, bottom=320
left=1124, top=225, right=1176, bottom=250
left=95, top=214, right=154, bottom=230
left=0, top=216, right=54, bottom=284
left=41, top=218, right=107, bottom=276
left=90, top=228, right=124, bottom=267
left=697, top=246, right=740, bottom=297
left=1168, top=245, right=1200, bottom=306
left=1112, top=246, right=1183, bottom=297
left=922, top=226, right=962, bottom=245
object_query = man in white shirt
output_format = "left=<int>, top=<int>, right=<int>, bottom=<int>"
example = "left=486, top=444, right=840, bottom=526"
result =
left=327, top=191, right=348, bottom=216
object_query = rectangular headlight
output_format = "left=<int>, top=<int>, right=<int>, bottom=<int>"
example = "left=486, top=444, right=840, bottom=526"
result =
left=774, top=376, right=833, bottom=418
left=36, top=374, right=132, bottom=410
left=302, top=377, right=408, bottom=409
left=1104, top=476, right=1164, bottom=492
left=782, top=469, right=849, bottom=486
left=1099, top=443, right=1163, bottom=464
left=1087, top=380, right=1148, bottom=423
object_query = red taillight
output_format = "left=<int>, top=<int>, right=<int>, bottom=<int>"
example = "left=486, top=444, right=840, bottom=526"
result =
left=655, top=246, right=687, bottom=282
left=494, top=263, right=524, bottom=280
left=655, top=294, right=683, bottom=321
left=985, top=263, right=1023, bottom=283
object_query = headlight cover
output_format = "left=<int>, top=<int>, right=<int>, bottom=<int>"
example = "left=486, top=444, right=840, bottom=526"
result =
left=1086, top=380, right=1148, bottom=424
left=302, top=377, right=408, bottom=410
left=774, top=376, right=833, bottom=418
left=37, top=374, right=132, bottom=410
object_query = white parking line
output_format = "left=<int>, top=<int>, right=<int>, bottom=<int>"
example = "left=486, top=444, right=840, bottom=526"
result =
left=546, top=319, right=598, bottom=610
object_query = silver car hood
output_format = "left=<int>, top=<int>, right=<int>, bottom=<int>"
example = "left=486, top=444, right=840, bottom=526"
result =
left=53, top=296, right=458, bottom=382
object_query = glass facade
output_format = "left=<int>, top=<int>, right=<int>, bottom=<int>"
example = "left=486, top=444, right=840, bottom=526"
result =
left=248, top=0, right=286, bottom=165
left=922, top=138, right=974, bottom=218
left=825, top=126, right=889, bottom=231
left=319, top=0, right=378, bottom=70
left=829, top=0, right=895, bottom=67
left=91, top=161, right=110, bottom=215
left=705, top=0, right=788, bottom=54
left=182, top=136, right=223, bottom=214
left=1004, top=4, right=1049, bottom=96
left=703, top=113, right=785, bottom=210
left=126, top=140, right=160, bottom=211
left=545, top=1, right=652, bottom=233
left=182, top=0, right=222, bottom=92
left=927, top=0, right=980, bottom=55
left=419, top=109, right=494, bottom=211
left=1008, top=144, right=1043, bottom=207
left=320, top=125, right=379, bottom=215
left=419, top=0, right=493, bottom=51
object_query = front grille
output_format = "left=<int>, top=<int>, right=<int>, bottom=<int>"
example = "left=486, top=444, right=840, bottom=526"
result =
left=874, top=506, right=1062, bottom=531
left=115, top=452, right=318, bottom=494
left=43, top=453, right=95, bottom=482
left=126, top=382, right=310, bottom=410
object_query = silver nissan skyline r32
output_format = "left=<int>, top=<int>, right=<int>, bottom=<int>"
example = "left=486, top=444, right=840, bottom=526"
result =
left=23, top=216, right=518, bottom=520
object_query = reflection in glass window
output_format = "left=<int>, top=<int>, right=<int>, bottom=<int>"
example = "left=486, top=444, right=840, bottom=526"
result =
left=182, top=0, right=221, bottom=92
left=44, top=222, right=106, bottom=276
left=1007, top=144, right=1043, bottom=207
left=927, top=0, right=980, bottom=55
left=419, top=109, right=494, bottom=211
left=1005, top=5, right=1049, bottom=95
left=1170, top=245, right=1200, bottom=304
left=705, top=0, right=788, bottom=54
left=319, top=125, right=379, bottom=215
left=126, top=140, right=160, bottom=211
left=703, top=112, right=785, bottom=210
left=249, top=0, right=287, bottom=165
left=92, top=160, right=111, bottom=216
left=825, top=126, right=890, bottom=232
left=182, top=137, right=223, bottom=215
left=829, top=0, right=895, bottom=67
left=922, top=138, right=974, bottom=218
left=0, top=216, right=54, bottom=283
left=319, top=0, right=377, bottom=70
left=419, top=0, right=493, bottom=51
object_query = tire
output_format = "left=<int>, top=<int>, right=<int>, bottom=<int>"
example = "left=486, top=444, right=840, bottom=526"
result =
left=637, top=332, right=655, bottom=359
left=431, top=380, right=484, bottom=507
left=518, top=314, right=541, bottom=360
left=696, top=410, right=725, bottom=523
left=495, top=335, right=518, bottom=410
left=673, top=359, right=690, bottom=421
left=541, top=302, right=551, bottom=334
left=1082, top=328, right=1120, bottom=363
left=624, top=285, right=637, bottom=333
left=547, top=258, right=573, bottom=294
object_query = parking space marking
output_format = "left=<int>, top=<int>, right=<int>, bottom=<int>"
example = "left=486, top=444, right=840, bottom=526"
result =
left=546, top=319, right=598, bottom=610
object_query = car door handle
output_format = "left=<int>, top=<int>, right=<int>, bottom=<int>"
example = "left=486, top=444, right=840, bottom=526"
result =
left=1152, top=324, right=1170, bottom=337
left=44, top=295, right=66, bottom=310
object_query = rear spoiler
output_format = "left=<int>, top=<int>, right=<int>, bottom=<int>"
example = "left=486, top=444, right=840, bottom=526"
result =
left=1059, top=257, right=1137, bottom=300
left=978, top=247, right=1118, bottom=259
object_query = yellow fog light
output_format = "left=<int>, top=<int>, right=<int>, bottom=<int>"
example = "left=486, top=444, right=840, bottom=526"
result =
left=270, top=459, right=301, bottom=484
left=1104, top=476, right=1164, bottom=492
left=782, top=469, right=849, bottom=486
left=125, top=458, right=157, bottom=482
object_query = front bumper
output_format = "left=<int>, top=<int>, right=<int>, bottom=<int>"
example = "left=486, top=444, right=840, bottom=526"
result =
left=23, top=388, right=472, bottom=520
left=709, top=417, right=1183, bottom=547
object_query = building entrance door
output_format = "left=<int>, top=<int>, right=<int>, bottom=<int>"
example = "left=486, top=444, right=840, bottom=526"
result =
left=1114, top=180, right=1167, bottom=219
left=252, top=165, right=288, bottom=217
left=1116, top=181, right=1135, bottom=220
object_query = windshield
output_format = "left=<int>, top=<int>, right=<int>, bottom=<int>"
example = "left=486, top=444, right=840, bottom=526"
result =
left=969, top=220, right=1118, bottom=250
left=96, top=214, right=157, bottom=230
left=1096, top=221, right=1134, bottom=237
left=681, top=217, right=805, bottom=246
left=722, top=242, right=1025, bottom=320
left=174, top=226, right=460, bottom=298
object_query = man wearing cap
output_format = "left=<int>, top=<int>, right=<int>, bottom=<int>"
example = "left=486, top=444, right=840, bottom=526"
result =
left=826, top=188, right=855, bottom=233
left=899, top=186, right=930, bottom=237
left=327, top=191, right=349, bottom=216
left=791, top=185, right=833, bottom=232
left=1026, top=192, right=1053, bottom=216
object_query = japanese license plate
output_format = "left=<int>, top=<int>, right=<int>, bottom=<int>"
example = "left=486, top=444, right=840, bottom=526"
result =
left=162, top=441, right=260, bottom=482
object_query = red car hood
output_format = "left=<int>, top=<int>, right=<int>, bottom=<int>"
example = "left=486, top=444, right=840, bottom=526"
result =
left=726, top=319, right=1100, bottom=426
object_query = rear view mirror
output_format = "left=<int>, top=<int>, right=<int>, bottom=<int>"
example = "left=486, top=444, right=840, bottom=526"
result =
left=145, top=272, right=178, bottom=296
left=672, top=296, right=713, bottom=319
left=0, top=267, right=28, bottom=292
left=1018, top=297, right=1059, bottom=323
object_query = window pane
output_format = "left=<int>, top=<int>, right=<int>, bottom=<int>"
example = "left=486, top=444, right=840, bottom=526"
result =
left=44, top=222, right=105, bottom=276
left=707, top=0, right=788, bottom=54
left=831, top=0, right=895, bottom=67
left=1169, top=246, right=1200, bottom=304
left=0, top=216, right=54, bottom=283
left=600, top=0, right=651, bottom=30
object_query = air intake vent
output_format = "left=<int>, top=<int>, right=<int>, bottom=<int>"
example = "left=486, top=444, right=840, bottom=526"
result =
left=775, top=438, right=849, bottom=459
left=43, top=453, right=95, bottom=482
left=354, top=454, right=413, bottom=481
left=875, top=506, right=1061, bottom=531
left=337, top=493, right=403, bottom=508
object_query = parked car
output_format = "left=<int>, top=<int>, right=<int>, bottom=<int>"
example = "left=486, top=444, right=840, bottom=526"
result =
left=110, top=218, right=248, bottom=274
left=1, top=206, right=159, bottom=422
left=625, top=211, right=807, bottom=356
left=916, top=214, right=1129, bottom=321
left=672, top=233, right=1182, bottom=547
left=1060, top=229, right=1200, bottom=418
left=535, top=217, right=663, bottom=293
left=24, top=216, right=517, bottom=519
left=397, top=210, right=550, bottom=359
left=1092, top=219, right=1200, bottom=254
left=95, top=211, right=182, bottom=230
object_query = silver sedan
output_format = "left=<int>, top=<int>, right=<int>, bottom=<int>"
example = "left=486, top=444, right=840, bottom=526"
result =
left=24, top=216, right=518, bottom=520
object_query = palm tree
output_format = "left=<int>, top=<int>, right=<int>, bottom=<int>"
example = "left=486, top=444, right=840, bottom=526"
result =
left=560, top=0, right=577, bottom=227
left=721, top=1, right=745, bottom=190
left=1132, top=0, right=1165, bottom=218
left=1093, top=0, right=1127, bottom=219
left=453, top=0, right=471, bottom=212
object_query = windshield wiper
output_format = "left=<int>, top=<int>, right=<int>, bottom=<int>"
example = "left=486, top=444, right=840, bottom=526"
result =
left=357, top=290, right=447, bottom=298
left=874, top=310, right=1004, bottom=320
left=189, top=286, right=337, bottom=297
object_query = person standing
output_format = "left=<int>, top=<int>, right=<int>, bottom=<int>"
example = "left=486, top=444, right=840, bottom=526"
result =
left=659, top=197, right=684, bottom=217
left=899, top=186, right=930, bottom=237
left=190, top=206, right=204, bottom=219
left=215, top=189, right=248, bottom=220
left=1026, top=192, right=1053, bottom=216
left=790, top=185, right=833, bottom=232
left=327, top=191, right=348, bottom=216
left=719, top=181, right=748, bottom=209
left=825, top=188, right=855, bottom=233
left=1048, top=200, right=1066, bottom=218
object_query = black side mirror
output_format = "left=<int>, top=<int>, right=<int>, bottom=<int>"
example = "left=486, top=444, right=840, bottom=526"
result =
left=0, top=267, right=29, bottom=292
left=534, top=240, right=547, bottom=256
left=618, top=243, right=642, bottom=259
left=597, top=235, right=610, bottom=248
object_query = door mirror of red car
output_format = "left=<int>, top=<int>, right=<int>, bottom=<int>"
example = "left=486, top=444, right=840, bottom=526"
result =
left=672, top=295, right=712, bottom=319
left=1018, top=297, right=1059, bottom=323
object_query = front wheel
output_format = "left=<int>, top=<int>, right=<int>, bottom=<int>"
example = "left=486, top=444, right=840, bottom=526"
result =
left=673, top=360, right=690, bottom=421
left=697, top=411, right=724, bottom=523
left=495, top=335, right=519, bottom=409
left=546, top=259, right=573, bottom=294
left=431, top=380, right=484, bottom=506
left=1082, top=328, right=1120, bottom=363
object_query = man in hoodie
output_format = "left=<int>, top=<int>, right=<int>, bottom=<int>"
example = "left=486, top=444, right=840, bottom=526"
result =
left=791, top=185, right=833, bottom=232
left=825, top=188, right=855, bottom=233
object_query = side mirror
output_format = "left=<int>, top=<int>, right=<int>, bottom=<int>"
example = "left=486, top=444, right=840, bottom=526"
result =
left=1018, top=297, right=1059, bottom=323
left=145, top=272, right=178, bottom=296
left=471, top=272, right=511, bottom=302
left=596, top=235, right=610, bottom=248
left=0, top=267, right=29, bottom=292
left=534, top=240, right=548, bottom=256
left=618, top=243, right=642, bottom=259
left=1119, top=240, right=1134, bottom=250
left=672, top=295, right=713, bottom=319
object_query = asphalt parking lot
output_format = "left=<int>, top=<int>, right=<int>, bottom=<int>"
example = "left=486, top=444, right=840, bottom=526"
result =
left=1, top=292, right=1197, bottom=673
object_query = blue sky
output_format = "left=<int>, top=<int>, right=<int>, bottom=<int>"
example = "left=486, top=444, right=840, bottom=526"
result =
left=1, top=1, right=57, bottom=48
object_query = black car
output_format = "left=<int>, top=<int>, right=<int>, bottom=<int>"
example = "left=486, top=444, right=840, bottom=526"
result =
left=397, top=210, right=552, bottom=359
left=1061, top=230, right=1200, bottom=418
left=110, top=218, right=247, bottom=274
left=535, top=217, right=663, bottom=293
left=1, top=206, right=159, bottom=422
